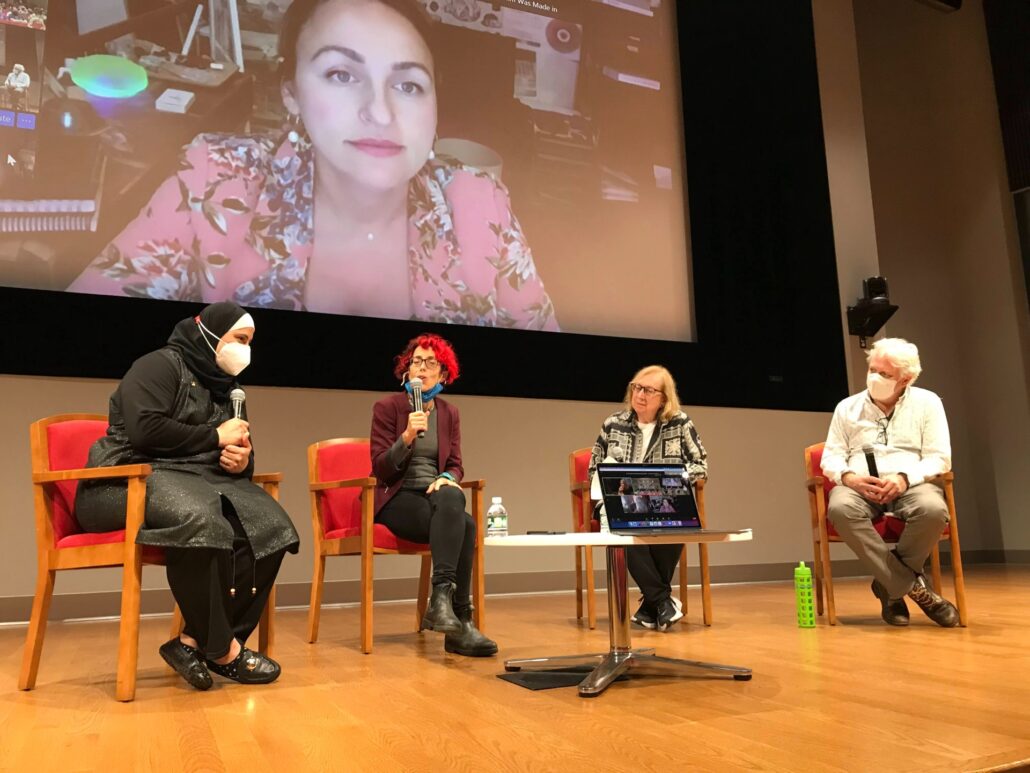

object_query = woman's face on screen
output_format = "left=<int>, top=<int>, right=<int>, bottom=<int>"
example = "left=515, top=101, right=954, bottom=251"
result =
left=283, top=0, right=438, bottom=192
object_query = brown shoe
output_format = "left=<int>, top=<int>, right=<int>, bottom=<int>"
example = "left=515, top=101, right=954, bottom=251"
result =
left=907, top=575, right=959, bottom=627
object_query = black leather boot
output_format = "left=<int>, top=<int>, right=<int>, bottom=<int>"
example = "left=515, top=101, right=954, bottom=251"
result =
left=422, top=581, right=461, bottom=633
left=871, top=580, right=910, bottom=626
left=444, top=607, right=498, bottom=657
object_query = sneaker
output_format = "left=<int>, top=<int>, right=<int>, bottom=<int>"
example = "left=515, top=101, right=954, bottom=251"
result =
left=656, top=596, right=684, bottom=632
left=871, top=579, right=910, bottom=626
left=631, top=598, right=657, bottom=629
left=907, top=575, right=959, bottom=627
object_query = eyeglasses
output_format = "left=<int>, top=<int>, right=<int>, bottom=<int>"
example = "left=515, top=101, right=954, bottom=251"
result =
left=875, top=416, right=891, bottom=446
left=629, top=383, right=663, bottom=398
left=410, top=356, right=440, bottom=370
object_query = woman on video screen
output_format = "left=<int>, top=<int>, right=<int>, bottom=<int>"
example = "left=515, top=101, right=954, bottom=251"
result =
left=69, top=0, right=558, bottom=332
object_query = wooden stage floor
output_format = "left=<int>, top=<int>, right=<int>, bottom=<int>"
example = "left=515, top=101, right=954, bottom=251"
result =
left=1, top=565, right=1028, bottom=772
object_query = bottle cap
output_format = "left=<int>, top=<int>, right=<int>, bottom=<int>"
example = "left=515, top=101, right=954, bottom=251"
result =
left=491, top=496, right=503, bottom=504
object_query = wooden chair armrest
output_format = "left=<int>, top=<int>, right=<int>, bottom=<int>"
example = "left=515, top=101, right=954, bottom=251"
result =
left=33, top=464, right=152, bottom=484
left=570, top=481, right=590, bottom=493
left=252, top=472, right=283, bottom=485
left=805, top=476, right=826, bottom=491
left=459, top=478, right=485, bottom=490
left=926, top=471, right=954, bottom=484
left=310, top=476, right=377, bottom=492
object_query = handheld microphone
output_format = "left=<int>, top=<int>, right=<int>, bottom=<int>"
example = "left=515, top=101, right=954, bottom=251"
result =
left=229, top=388, right=246, bottom=421
left=862, top=444, right=879, bottom=478
left=409, top=377, right=425, bottom=439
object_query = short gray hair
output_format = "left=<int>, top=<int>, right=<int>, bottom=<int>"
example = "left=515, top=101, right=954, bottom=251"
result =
left=868, top=337, right=922, bottom=383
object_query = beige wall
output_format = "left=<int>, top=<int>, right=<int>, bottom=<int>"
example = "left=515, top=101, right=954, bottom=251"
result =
left=853, top=0, right=1030, bottom=551
left=0, top=373, right=837, bottom=614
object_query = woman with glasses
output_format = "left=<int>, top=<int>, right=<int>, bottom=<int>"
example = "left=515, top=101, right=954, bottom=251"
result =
left=369, top=333, right=497, bottom=657
left=587, top=365, right=708, bottom=631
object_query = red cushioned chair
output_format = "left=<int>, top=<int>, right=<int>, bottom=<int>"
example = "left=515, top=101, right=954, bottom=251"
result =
left=570, top=448, right=713, bottom=629
left=19, top=414, right=279, bottom=702
left=804, top=442, right=967, bottom=626
left=306, top=437, right=486, bottom=653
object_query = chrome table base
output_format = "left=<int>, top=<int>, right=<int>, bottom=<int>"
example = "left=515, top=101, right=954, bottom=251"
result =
left=504, top=546, right=752, bottom=697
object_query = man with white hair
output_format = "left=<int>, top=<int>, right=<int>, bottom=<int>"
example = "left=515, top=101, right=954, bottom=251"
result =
left=821, top=337, right=959, bottom=627
left=3, top=63, right=29, bottom=110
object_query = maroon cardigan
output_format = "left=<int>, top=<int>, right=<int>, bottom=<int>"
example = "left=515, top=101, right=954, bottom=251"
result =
left=370, top=391, right=464, bottom=516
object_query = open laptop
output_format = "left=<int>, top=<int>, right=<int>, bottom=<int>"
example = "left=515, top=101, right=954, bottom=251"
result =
left=597, top=463, right=703, bottom=535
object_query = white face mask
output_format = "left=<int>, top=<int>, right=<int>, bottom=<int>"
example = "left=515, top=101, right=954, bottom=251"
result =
left=867, top=372, right=897, bottom=402
left=216, top=342, right=251, bottom=376
left=198, top=319, right=251, bottom=376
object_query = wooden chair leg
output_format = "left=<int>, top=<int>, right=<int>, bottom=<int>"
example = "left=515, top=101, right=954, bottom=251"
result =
left=811, top=539, right=825, bottom=617
left=168, top=604, right=184, bottom=640
left=473, top=526, right=486, bottom=633
left=416, top=555, right=431, bottom=632
left=929, top=544, right=944, bottom=595
left=574, top=546, right=584, bottom=620
left=115, top=549, right=144, bottom=702
left=679, top=545, right=689, bottom=616
left=949, top=528, right=968, bottom=627
left=258, top=585, right=275, bottom=656
left=698, top=543, right=712, bottom=626
left=307, top=554, right=325, bottom=643
left=18, top=566, right=55, bottom=691
left=585, top=545, right=597, bottom=629
left=821, top=536, right=837, bottom=625
left=360, top=551, right=374, bottom=654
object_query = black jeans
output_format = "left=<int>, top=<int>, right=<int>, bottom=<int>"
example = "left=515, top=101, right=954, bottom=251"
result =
left=376, top=486, right=475, bottom=612
left=164, top=501, right=285, bottom=659
left=627, top=544, right=682, bottom=609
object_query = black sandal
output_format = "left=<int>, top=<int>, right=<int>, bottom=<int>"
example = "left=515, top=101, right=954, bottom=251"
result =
left=206, top=646, right=281, bottom=684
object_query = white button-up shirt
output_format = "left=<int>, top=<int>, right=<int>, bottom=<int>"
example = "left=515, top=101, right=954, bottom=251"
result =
left=821, top=385, right=951, bottom=487
left=5, top=71, right=29, bottom=89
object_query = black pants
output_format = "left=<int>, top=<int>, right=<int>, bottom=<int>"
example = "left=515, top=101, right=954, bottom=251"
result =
left=627, top=544, right=682, bottom=609
left=164, top=500, right=285, bottom=659
left=376, top=487, right=475, bottom=612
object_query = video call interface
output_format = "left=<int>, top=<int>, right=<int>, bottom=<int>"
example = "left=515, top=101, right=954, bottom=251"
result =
left=600, top=464, right=698, bottom=528
left=0, top=0, right=692, bottom=342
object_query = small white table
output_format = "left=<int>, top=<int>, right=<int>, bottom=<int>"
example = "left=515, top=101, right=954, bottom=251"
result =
left=486, top=530, right=754, bottom=697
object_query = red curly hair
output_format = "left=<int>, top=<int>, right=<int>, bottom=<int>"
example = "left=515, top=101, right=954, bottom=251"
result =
left=393, top=333, right=461, bottom=383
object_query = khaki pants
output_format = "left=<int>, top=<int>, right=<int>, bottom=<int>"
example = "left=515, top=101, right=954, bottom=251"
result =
left=827, top=483, right=948, bottom=598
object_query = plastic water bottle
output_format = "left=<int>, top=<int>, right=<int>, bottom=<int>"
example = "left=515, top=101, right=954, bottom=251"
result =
left=486, top=496, right=508, bottom=538
left=598, top=504, right=610, bottom=534
left=794, top=561, right=815, bottom=628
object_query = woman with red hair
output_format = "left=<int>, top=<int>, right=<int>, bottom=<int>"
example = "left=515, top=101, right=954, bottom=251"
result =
left=369, top=333, right=496, bottom=657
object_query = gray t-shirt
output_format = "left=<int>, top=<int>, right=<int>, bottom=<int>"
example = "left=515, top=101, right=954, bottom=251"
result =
left=401, top=409, right=439, bottom=490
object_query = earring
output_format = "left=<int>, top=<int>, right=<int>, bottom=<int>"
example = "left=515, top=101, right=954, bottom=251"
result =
left=287, top=112, right=303, bottom=144
left=428, top=134, right=438, bottom=162
left=428, top=147, right=435, bottom=161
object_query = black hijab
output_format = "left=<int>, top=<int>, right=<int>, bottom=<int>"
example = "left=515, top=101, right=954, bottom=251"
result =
left=166, top=302, right=250, bottom=399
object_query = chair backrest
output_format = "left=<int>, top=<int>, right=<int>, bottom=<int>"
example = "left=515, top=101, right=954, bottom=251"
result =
left=569, top=447, right=592, bottom=488
left=31, top=414, right=108, bottom=543
left=804, top=442, right=835, bottom=497
left=309, top=438, right=372, bottom=535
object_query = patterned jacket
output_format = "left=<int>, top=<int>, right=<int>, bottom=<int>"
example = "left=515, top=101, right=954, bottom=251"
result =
left=588, top=409, right=708, bottom=484
left=69, top=132, right=558, bottom=331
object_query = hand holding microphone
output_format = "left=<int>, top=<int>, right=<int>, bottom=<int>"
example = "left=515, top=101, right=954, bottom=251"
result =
left=402, top=378, right=428, bottom=446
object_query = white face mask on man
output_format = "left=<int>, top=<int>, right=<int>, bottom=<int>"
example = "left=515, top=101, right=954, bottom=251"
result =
left=198, top=319, right=251, bottom=376
left=866, top=372, right=897, bottom=402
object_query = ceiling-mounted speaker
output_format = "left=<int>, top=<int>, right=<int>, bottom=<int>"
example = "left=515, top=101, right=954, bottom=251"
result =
left=916, top=0, right=962, bottom=11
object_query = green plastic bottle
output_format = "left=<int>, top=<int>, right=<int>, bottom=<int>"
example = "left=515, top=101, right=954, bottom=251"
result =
left=794, top=561, right=816, bottom=628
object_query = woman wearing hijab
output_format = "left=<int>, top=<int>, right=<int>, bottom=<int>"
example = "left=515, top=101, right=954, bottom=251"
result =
left=369, top=333, right=496, bottom=657
left=76, top=302, right=300, bottom=689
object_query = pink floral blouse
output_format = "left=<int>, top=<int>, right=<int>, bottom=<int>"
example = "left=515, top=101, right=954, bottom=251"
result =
left=69, top=133, right=559, bottom=331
